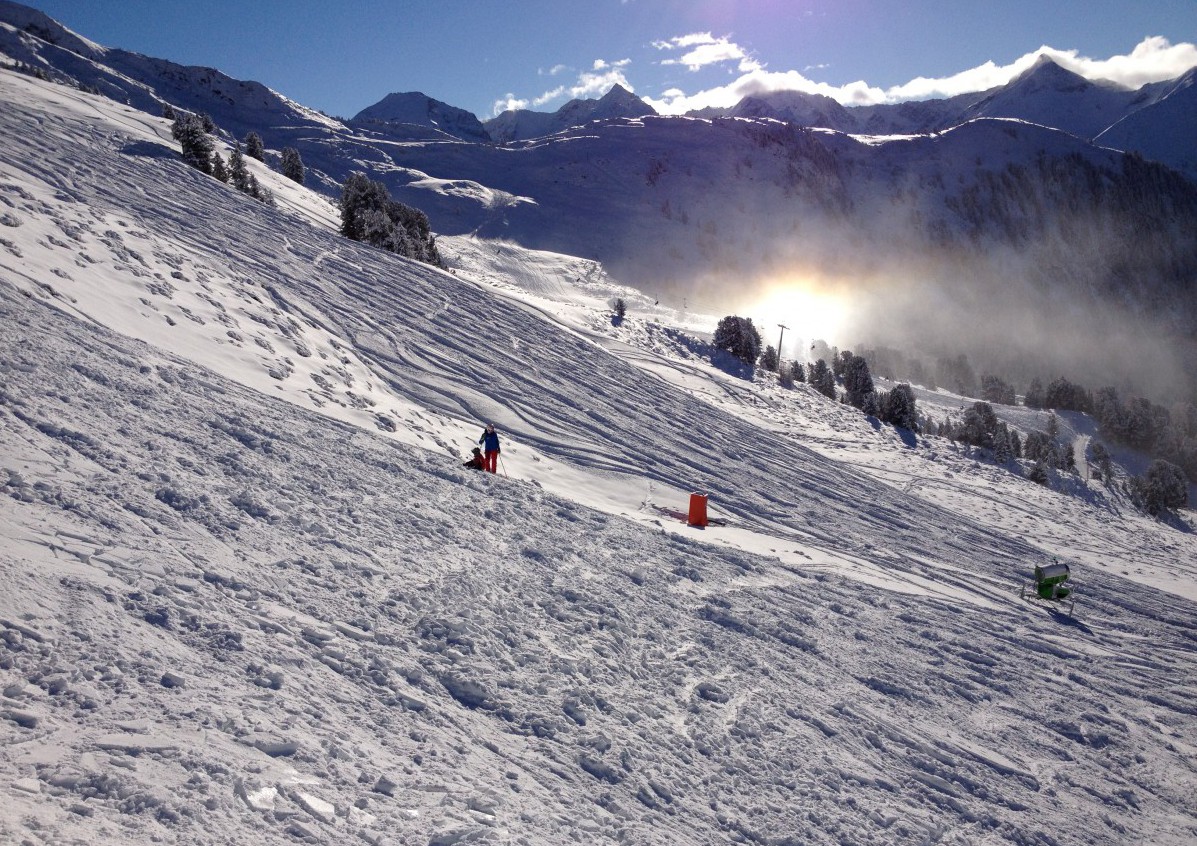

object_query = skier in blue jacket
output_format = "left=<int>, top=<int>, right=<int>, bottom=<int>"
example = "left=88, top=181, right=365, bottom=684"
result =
left=478, top=424, right=501, bottom=473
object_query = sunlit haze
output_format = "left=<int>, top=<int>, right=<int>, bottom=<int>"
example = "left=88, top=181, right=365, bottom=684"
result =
left=743, top=276, right=853, bottom=360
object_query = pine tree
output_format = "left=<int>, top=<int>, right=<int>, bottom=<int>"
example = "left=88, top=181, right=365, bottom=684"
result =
left=842, top=354, right=874, bottom=409
left=337, top=172, right=443, bottom=266
left=713, top=316, right=762, bottom=366
left=809, top=359, right=836, bottom=399
left=613, top=298, right=626, bottom=321
left=171, top=113, right=214, bottom=175
left=880, top=384, right=918, bottom=430
left=229, top=143, right=250, bottom=192
left=1044, top=377, right=1092, bottom=413
left=211, top=151, right=229, bottom=183
left=161, top=102, right=176, bottom=121
left=280, top=147, right=305, bottom=184
left=759, top=345, right=779, bottom=372
left=993, top=422, right=1012, bottom=462
left=1025, top=377, right=1045, bottom=409
left=789, top=361, right=805, bottom=384
left=245, top=131, right=265, bottom=161
left=1023, top=431, right=1052, bottom=464
left=1060, top=442, right=1077, bottom=474
left=981, top=374, right=1016, bottom=405
left=1088, top=441, right=1111, bottom=483
left=1131, top=459, right=1188, bottom=515
left=199, top=113, right=216, bottom=134
left=957, top=402, right=999, bottom=449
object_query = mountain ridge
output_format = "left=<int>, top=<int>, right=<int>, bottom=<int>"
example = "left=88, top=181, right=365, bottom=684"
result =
left=482, top=83, right=657, bottom=142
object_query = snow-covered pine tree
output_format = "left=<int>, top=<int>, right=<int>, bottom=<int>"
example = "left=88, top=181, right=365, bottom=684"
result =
left=229, top=143, right=250, bottom=192
left=1131, top=459, right=1188, bottom=515
left=993, top=422, right=1012, bottom=462
left=1088, top=441, right=1111, bottom=483
left=981, top=374, right=1016, bottom=405
left=1022, top=430, right=1054, bottom=465
left=957, top=401, right=999, bottom=449
left=337, top=172, right=442, bottom=267
left=280, top=147, right=304, bottom=184
left=843, top=354, right=874, bottom=409
left=713, top=316, right=762, bottom=366
left=170, top=113, right=214, bottom=175
left=880, top=383, right=918, bottom=430
left=245, top=131, right=265, bottom=161
left=211, top=151, right=229, bottom=183
left=809, top=359, right=836, bottom=399
left=1025, top=377, right=1045, bottom=409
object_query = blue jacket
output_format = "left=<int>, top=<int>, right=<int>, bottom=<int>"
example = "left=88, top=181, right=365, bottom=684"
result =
left=480, top=429, right=500, bottom=452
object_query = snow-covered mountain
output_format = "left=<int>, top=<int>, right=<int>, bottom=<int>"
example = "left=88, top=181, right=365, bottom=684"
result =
left=3, top=44, right=1197, bottom=846
left=4, top=1, right=1194, bottom=409
left=688, top=56, right=1196, bottom=179
left=351, top=91, right=492, bottom=143
left=483, top=84, right=656, bottom=142
left=1095, top=67, right=1197, bottom=182
left=959, top=55, right=1136, bottom=140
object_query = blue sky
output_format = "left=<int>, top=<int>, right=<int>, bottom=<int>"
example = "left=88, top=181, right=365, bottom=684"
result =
left=26, top=0, right=1197, bottom=119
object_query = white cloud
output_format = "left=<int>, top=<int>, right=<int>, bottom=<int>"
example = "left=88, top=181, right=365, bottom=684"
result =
left=1039, top=36, right=1197, bottom=89
left=530, top=59, right=633, bottom=108
left=655, top=32, right=760, bottom=73
left=540, top=64, right=569, bottom=77
left=491, top=93, right=529, bottom=116
left=645, top=36, right=1197, bottom=114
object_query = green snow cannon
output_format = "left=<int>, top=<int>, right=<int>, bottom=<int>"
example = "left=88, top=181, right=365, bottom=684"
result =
left=1033, top=562, right=1072, bottom=601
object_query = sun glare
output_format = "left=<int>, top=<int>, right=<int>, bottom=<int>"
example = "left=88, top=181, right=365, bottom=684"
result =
left=746, top=280, right=850, bottom=359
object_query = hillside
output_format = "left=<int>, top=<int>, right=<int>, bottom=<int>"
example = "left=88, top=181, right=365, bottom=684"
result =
left=3, top=65, right=1197, bottom=846
left=3, top=1, right=1197, bottom=406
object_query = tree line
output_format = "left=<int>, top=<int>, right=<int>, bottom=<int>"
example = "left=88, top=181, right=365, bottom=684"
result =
left=165, top=105, right=441, bottom=268
left=708, top=313, right=1189, bottom=516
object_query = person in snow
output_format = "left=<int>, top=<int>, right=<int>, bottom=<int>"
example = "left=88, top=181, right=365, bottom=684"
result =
left=478, top=423, right=501, bottom=473
left=462, top=447, right=485, bottom=471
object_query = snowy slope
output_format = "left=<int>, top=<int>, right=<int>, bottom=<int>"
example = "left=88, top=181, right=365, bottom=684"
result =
left=4, top=1, right=1196, bottom=409
left=3, top=67, right=1197, bottom=846
left=1096, top=68, right=1197, bottom=180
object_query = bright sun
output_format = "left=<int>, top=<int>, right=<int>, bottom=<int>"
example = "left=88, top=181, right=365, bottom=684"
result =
left=746, top=279, right=851, bottom=358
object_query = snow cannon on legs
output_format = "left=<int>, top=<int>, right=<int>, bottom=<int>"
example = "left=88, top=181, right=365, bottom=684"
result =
left=1021, top=560, right=1075, bottom=614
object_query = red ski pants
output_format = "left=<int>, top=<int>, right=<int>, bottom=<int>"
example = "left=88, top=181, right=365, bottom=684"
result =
left=484, top=450, right=499, bottom=473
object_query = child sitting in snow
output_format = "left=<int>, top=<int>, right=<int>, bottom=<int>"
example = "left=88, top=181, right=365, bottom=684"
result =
left=462, top=447, right=486, bottom=470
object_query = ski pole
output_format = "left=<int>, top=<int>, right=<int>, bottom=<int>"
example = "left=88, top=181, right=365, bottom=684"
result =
left=499, top=454, right=509, bottom=479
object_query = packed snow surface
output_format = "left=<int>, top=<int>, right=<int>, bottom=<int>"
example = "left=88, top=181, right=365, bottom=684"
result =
left=1, top=69, right=1196, bottom=846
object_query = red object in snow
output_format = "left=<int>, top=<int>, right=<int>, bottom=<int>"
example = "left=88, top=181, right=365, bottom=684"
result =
left=688, top=492, right=708, bottom=527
